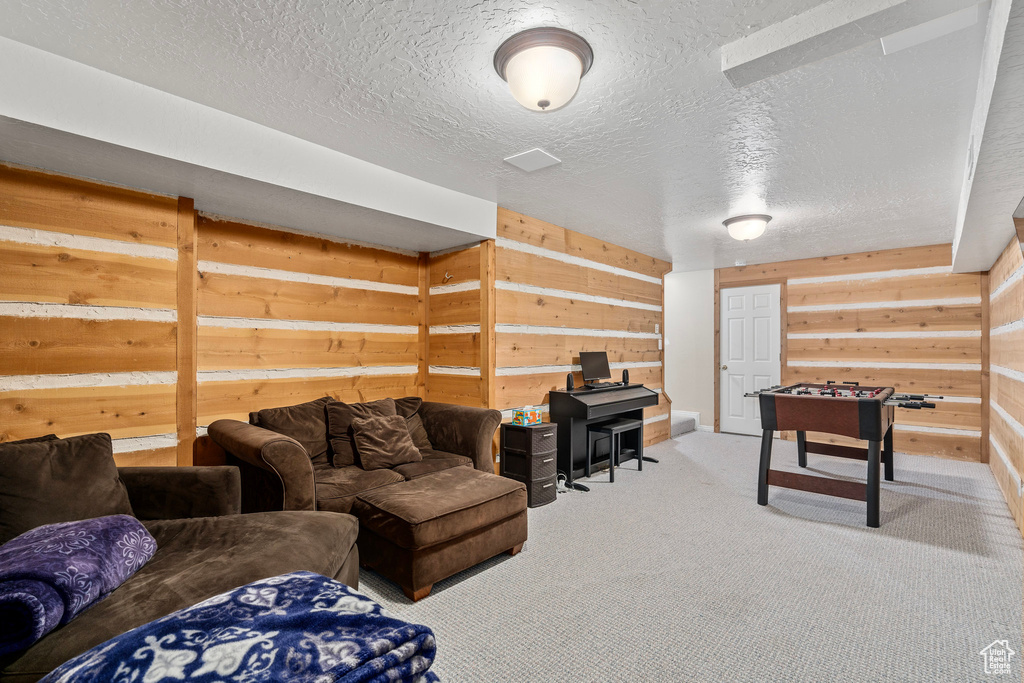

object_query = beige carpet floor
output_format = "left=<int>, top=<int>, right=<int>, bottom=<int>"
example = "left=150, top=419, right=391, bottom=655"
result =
left=358, top=431, right=1023, bottom=682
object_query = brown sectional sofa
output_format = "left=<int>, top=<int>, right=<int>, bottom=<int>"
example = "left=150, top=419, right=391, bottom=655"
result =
left=209, top=396, right=529, bottom=600
left=0, top=464, right=359, bottom=682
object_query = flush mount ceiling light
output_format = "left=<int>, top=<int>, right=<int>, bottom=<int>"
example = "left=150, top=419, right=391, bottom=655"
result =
left=494, top=27, right=594, bottom=112
left=723, top=214, right=772, bottom=241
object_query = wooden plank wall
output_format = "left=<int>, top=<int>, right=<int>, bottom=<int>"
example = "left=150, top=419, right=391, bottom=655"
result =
left=194, top=215, right=422, bottom=440
left=0, top=163, right=180, bottom=466
left=493, top=208, right=673, bottom=447
left=717, top=244, right=986, bottom=461
left=425, top=244, right=486, bottom=407
left=988, top=231, right=1024, bottom=534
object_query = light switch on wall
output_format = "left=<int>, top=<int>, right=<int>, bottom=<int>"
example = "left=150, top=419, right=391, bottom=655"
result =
left=655, top=323, right=659, bottom=333
left=658, top=339, right=663, bottom=350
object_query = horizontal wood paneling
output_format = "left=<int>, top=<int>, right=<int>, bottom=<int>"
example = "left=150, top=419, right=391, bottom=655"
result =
left=0, top=385, right=176, bottom=442
left=785, top=428, right=980, bottom=461
left=497, top=208, right=670, bottom=279
left=0, top=164, right=178, bottom=247
left=197, top=216, right=419, bottom=286
left=992, top=372, right=1024, bottom=426
left=787, top=337, right=980, bottom=363
left=991, top=327, right=1024, bottom=373
left=197, top=272, right=418, bottom=325
left=644, top=418, right=670, bottom=448
left=783, top=366, right=980, bottom=395
left=0, top=317, right=176, bottom=375
left=496, top=333, right=662, bottom=367
left=495, top=247, right=662, bottom=305
left=788, top=304, right=982, bottom=333
left=427, top=289, right=481, bottom=326
left=425, top=375, right=484, bottom=408
left=429, top=246, right=480, bottom=287
left=198, top=327, right=418, bottom=370
left=787, top=272, right=980, bottom=307
left=895, top=401, right=981, bottom=430
left=988, top=236, right=1024, bottom=535
left=990, top=239, right=1024, bottom=291
left=991, top=276, right=1024, bottom=329
left=989, top=442, right=1024, bottom=531
left=0, top=242, right=176, bottom=308
left=719, top=244, right=951, bottom=284
left=990, top=409, right=1024, bottom=476
left=198, top=374, right=419, bottom=424
left=428, top=332, right=481, bottom=367
left=495, top=365, right=663, bottom=409
left=496, top=289, right=658, bottom=333
left=114, top=447, right=177, bottom=467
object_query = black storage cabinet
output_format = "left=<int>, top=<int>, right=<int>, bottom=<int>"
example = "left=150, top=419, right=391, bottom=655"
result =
left=500, top=422, right=557, bottom=508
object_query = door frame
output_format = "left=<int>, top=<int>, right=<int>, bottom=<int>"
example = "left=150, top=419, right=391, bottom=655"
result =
left=713, top=272, right=788, bottom=433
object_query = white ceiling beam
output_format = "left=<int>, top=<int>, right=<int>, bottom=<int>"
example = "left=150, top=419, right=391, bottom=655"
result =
left=952, top=0, right=1024, bottom=272
left=721, top=0, right=982, bottom=87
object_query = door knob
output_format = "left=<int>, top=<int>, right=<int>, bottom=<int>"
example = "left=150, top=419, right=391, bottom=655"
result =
left=721, top=365, right=728, bottom=370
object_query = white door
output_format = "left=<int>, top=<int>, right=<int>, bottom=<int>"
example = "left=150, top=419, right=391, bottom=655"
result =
left=720, top=284, right=781, bottom=436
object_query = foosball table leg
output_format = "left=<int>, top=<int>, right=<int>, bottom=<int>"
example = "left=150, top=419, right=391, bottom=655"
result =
left=866, top=440, right=881, bottom=528
left=796, top=430, right=807, bottom=468
left=883, top=427, right=894, bottom=482
left=757, top=429, right=774, bottom=506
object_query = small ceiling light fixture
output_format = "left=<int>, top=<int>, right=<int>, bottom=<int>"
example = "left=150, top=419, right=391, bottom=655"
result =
left=723, top=214, right=772, bottom=241
left=494, top=27, right=594, bottom=112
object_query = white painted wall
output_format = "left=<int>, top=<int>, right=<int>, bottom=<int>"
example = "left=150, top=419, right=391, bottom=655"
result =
left=664, top=270, right=716, bottom=428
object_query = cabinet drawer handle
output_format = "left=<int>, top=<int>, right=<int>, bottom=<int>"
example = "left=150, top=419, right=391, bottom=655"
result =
left=540, top=432, right=554, bottom=437
left=542, top=483, right=553, bottom=488
left=542, top=458, right=553, bottom=463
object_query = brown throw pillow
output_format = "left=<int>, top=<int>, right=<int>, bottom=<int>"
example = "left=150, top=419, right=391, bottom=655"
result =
left=253, top=396, right=331, bottom=460
left=350, top=415, right=422, bottom=471
left=325, top=398, right=397, bottom=467
left=393, top=396, right=433, bottom=451
left=0, top=432, right=134, bottom=544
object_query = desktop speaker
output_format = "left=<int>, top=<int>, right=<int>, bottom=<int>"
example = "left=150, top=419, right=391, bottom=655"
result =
left=566, top=373, right=574, bottom=390
left=622, top=369, right=629, bottom=384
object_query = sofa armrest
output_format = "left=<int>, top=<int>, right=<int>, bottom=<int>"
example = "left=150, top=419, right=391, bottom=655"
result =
left=419, top=402, right=502, bottom=472
left=118, top=466, right=241, bottom=520
left=207, top=419, right=317, bottom=511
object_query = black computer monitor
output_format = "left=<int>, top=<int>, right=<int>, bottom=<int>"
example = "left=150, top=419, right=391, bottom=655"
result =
left=579, top=351, right=612, bottom=382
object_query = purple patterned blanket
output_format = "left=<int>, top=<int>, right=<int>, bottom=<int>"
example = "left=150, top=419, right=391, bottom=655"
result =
left=0, top=515, right=156, bottom=656
left=42, top=571, right=439, bottom=683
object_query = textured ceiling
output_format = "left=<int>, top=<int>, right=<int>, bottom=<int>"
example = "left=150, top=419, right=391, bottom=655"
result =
left=0, top=1, right=989, bottom=270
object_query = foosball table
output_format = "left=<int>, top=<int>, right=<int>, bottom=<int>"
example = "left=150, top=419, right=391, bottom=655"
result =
left=746, top=382, right=940, bottom=527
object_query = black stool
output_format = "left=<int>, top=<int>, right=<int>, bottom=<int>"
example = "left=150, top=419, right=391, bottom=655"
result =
left=586, top=418, right=643, bottom=483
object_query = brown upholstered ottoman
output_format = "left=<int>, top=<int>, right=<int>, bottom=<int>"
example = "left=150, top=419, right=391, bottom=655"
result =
left=352, top=467, right=528, bottom=601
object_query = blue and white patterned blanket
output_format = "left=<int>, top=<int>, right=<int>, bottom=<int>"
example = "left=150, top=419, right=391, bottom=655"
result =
left=42, top=571, right=440, bottom=683
left=0, top=515, right=156, bottom=655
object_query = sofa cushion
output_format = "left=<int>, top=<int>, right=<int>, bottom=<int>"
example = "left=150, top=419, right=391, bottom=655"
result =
left=314, top=464, right=405, bottom=514
left=393, top=397, right=433, bottom=451
left=0, top=511, right=358, bottom=681
left=392, top=449, right=472, bottom=480
left=353, top=468, right=527, bottom=550
left=326, top=398, right=396, bottom=467
left=351, top=415, right=422, bottom=471
left=0, top=433, right=133, bottom=545
left=252, top=396, right=331, bottom=461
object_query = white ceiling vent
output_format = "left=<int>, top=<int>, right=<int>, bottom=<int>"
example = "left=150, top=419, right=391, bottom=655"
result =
left=504, top=148, right=561, bottom=172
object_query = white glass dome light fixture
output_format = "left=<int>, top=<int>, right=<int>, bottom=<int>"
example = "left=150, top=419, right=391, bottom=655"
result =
left=723, top=214, right=772, bottom=241
left=494, top=27, right=594, bottom=112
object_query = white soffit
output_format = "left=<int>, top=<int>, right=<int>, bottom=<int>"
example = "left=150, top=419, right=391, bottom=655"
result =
left=952, top=0, right=1024, bottom=272
left=881, top=5, right=980, bottom=55
left=0, top=36, right=496, bottom=251
left=721, top=0, right=981, bottom=87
